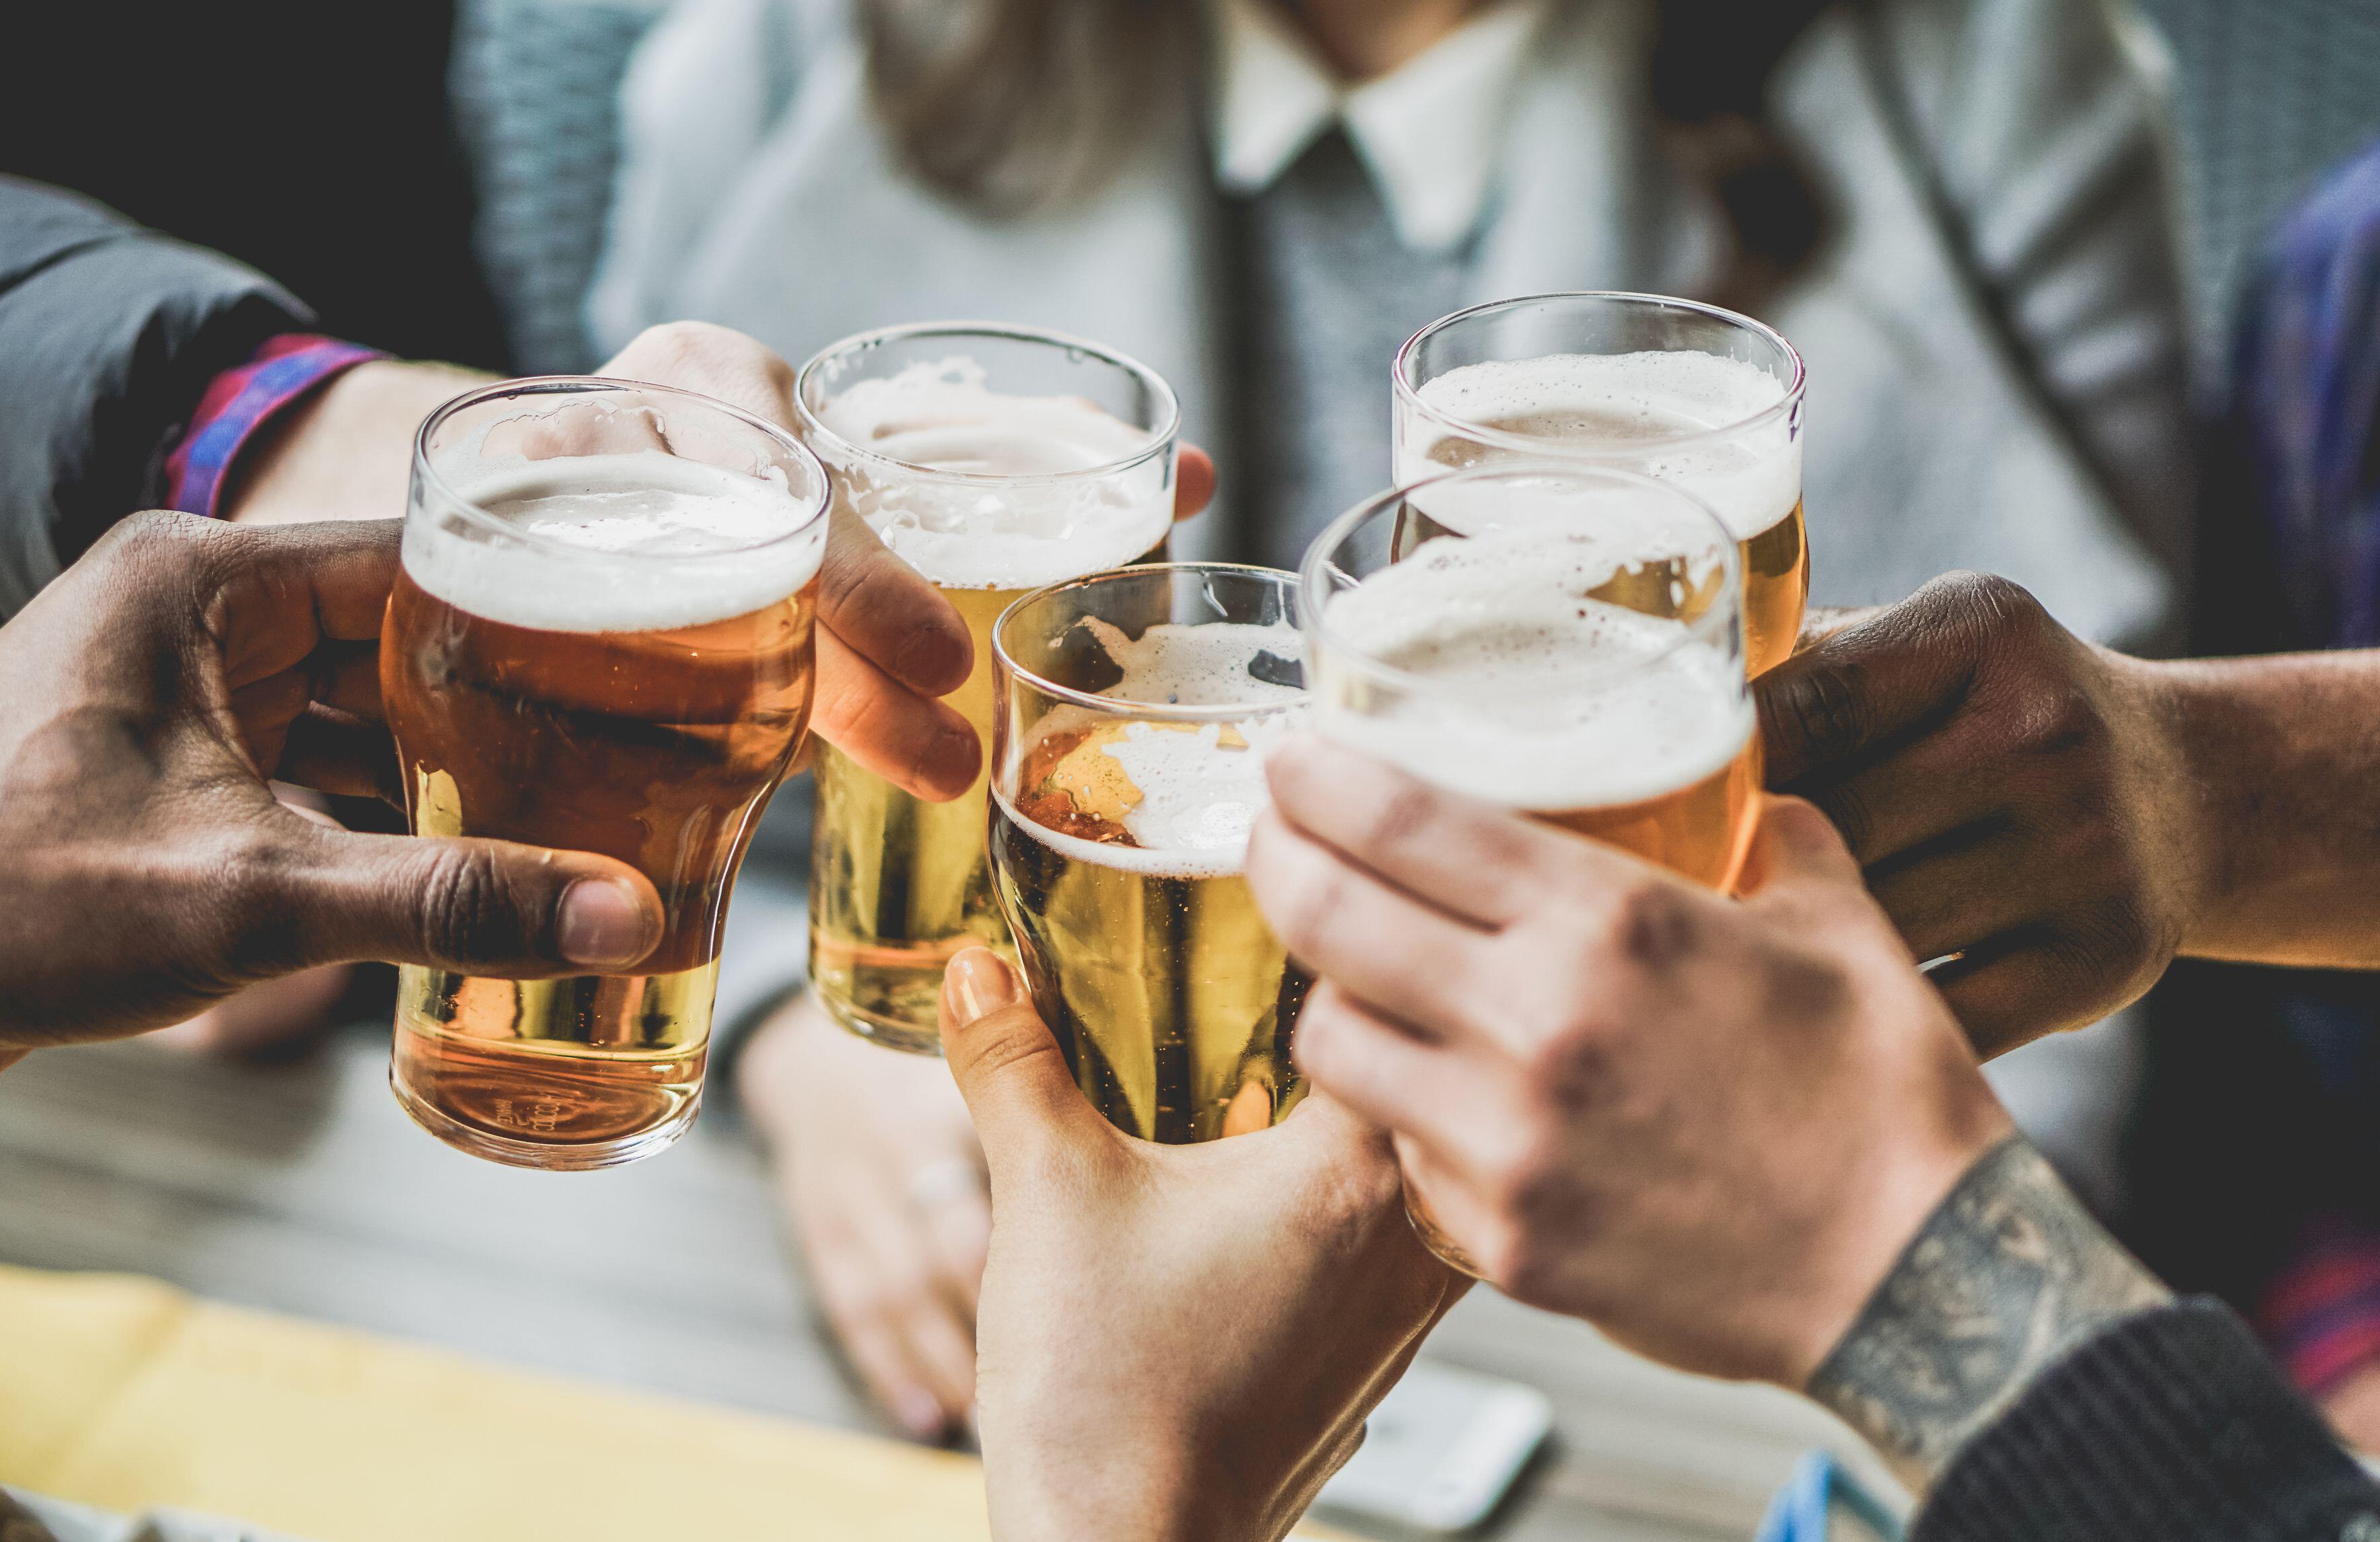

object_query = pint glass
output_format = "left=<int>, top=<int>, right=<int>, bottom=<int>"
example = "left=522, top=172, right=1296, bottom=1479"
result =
left=1394, top=292, right=1807, bottom=675
left=1305, top=465, right=1760, bottom=890
left=1305, top=465, right=1759, bottom=1267
left=384, top=377, right=830, bottom=1169
left=989, top=564, right=1309, bottom=1142
left=798, top=323, right=1179, bottom=1054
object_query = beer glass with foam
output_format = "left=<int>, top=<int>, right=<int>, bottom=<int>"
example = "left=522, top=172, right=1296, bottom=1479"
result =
left=384, top=378, right=831, bottom=1169
left=1305, top=464, right=1758, bottom=1269
left=797, top=324, right=1180, bottom=1054
left=1306, top=465, right=1760, bottom=887
left=988, top=564, right=1309, bottom=1143
left=1394, top=292, right=1807, bottom=675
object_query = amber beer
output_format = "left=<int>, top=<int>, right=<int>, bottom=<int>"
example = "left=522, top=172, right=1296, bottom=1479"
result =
left=1305, top=468, right=1761, bottom=894
left=1394, top=294, right=1808, bottom=676
left=988, top=566, right=1309, bottom=1141
left=384, top=380, right=829, bottom=1170
left=798, top=325, right=1179, bottom=1054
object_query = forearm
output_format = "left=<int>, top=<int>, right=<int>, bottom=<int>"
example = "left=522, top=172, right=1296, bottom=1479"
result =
left=2148, top=651, right=2380, bottom=968
left=1806, top=1137, right=2170, bottom=1496
left=225, top=358, right=490, bottom=527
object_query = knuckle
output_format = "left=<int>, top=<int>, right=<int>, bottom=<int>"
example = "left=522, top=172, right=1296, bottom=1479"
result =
left=1948, top=571, right=2048, bottom=638
left=1363, top=781, right=1438, bottom=852
left=1609, top=880, right=1701, bottom=970
left=1767, top=657, right=1870, bottom=773
left=416, top=844, right=537, bottom=964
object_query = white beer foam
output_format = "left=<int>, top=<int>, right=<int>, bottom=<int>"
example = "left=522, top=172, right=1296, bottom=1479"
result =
left=407, top=451, right=825, bottom=632
left=1320, top=530, right=1753, bottom=811
left=813, top=358, right=1172, bottom=590
left=1402, top=351, right=1800, bottom=542
left=1010, top=619, right=1305, bottom=875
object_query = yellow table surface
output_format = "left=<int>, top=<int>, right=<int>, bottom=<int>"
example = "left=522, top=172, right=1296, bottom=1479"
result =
left=0, top=1264, right=1349, bottom=1541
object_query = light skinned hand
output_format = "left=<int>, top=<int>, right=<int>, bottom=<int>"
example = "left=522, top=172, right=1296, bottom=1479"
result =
left=1756, top=572, right=2204, bottom=1054
left=1247, top=737, right=2011, bottom=1389
left=942, top=947, right=1465, bottom=1542
left=741, top=991, right=988, bottom=1442
left=0, top=514, right=667, bottom=1062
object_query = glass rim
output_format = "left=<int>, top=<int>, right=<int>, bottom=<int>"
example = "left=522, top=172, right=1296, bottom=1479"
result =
left=993, top=562, right=1306, bottom=723
left=794, top=320, right=1182, bottom=488
left=410, top=374, right=831, bottom=562
left=1299, top=463, right=1745, bottom=698
left=1392, top=291, right=1807, bottom=459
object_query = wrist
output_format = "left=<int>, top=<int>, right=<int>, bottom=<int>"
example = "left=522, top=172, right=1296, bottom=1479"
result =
left=990, top=1430, right=1279, bottom=1542
left=226, top=358, right=489, bottom=527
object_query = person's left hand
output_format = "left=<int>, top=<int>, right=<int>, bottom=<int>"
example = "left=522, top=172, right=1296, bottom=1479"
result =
left=1248, top=737, right=2010, bottom=1389
left=941, top=949, right=1465, bottom=1542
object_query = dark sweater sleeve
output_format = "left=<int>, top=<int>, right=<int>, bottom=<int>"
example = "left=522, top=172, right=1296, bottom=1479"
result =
left=1915, top=1298, right=2380, bottom=1542
left=0, top=176, right=314, bottom=616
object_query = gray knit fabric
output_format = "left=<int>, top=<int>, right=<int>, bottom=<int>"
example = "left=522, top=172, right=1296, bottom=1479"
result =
left=2137, top=0, right=2380, bottom=377
left=450, top=0, right=669, bottom=374
left=1224, top=129, right=1476, bottom=572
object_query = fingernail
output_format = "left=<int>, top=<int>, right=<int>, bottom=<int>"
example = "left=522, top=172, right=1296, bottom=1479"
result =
left=557, top=877, right=652, bottom=967
left=893, top=1386, right=946, bottom=1440
left=945, top=948, right=1018, bottom=1028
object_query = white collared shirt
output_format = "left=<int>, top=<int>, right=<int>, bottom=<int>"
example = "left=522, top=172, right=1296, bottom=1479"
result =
left=1207, top=0, right=1551, bottom=254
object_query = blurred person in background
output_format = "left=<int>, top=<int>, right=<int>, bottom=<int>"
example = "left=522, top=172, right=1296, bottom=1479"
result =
left=577, top=0, right=2194, bottom=1436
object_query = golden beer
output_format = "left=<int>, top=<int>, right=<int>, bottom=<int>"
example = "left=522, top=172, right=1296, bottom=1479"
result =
left=798, top=326, right=1179, bottom=1053
left=1395, top=294, right=1808, bottom=675
left=989, top=566, right=1308, bottom=1141
left=385, top=384, right=829, bottom=1169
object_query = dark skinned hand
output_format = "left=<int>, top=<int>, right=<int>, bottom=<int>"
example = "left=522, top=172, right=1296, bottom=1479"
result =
left=0, top=514, right=671, bottom=1062
left=1757, top=572, right=2206, bottom=1055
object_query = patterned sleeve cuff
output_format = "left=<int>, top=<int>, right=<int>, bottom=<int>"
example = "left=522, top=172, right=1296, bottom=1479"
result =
left=163, top=333, right=388, bottom=519
left=2257, top=1219, right=2380, bottom=1395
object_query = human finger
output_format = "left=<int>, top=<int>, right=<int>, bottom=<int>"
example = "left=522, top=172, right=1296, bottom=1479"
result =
left=1262, top=735, right=1586, bottom=928
left=1928, top=908, right=2157, bottom=1057
left=911, top=1160, right=992, bottom=1316
left=940, top=949, right=1107, bottom=1166
left=258, top=821, right=665, bottom=976
left=1735, top=795, right=1868, bottom=902
left=1246, top=813, right=1498, bottom=1037
left=1174, top=445, right=1215, bottom=522
left=819, top=506, right=972, bottom=698
left=274, top=707, right=403, bottom=803
left=1291, top=984, right=1501, bottom=1158
left=1757, top=572, right=2023, bottom=785
left=811, top=626, right=982, bottom=801
left=1864, top=824, right=2059, bottom=964
left=805, top=1229, right=970, bottom=1440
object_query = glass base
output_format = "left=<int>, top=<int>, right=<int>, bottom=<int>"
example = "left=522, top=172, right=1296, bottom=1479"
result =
left=817, top=990, right=946, bottom=1058
left=391, top=1065, right=702, bottom=1171
left=1404, top=1187, right=1487, bottom=1280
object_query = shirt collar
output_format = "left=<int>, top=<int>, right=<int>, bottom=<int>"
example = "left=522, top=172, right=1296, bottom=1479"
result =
left=1208, top=0, right=1549, bottom=254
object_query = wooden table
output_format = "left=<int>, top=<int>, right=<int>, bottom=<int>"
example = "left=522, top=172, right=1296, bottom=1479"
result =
left=0, top=1026, right=1899, bottom=1539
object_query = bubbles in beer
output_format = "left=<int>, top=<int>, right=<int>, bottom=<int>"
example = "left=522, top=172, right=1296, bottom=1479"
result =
left=411, top=452, right=826, bottom=632
left=812, top=358, right=1173, bottom=589
left=1005, top=619, right=1304, bottom=877
left=1320, top=529, right=1753, bottom=813
left=1406, top=351, right=1800, bottom=543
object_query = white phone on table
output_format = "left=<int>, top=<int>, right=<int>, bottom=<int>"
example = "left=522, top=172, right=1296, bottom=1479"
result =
left=1316, top=1360, right=1554, bottom=1532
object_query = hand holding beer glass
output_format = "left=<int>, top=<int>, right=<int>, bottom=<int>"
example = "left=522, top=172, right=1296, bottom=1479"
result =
left=384, top=378, right=830, bottom=1168
left=988, top=564, right=1310, bottom=1143
left=1395, top=292, right=1807, bottom=675
left=798, top=323, right=1178, bottom=1054
left=1299, top=465, right=1757, bottom=1264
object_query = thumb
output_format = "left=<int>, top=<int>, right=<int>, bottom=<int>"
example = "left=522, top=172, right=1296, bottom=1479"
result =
left=266, top=824, right=666, bottom=975
left=939, top=948, right=1103, bottom=1162
left=1736, top=795, right=1864, bottom=902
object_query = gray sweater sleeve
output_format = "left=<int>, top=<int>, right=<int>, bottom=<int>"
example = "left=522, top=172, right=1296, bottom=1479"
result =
left=1915, top=1299, right=2380, bottom=1542
left=0, top=177, right=314, bottom=617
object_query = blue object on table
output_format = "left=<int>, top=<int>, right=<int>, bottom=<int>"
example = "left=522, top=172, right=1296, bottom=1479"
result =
left=1755, top=1452, right=1905, bottom=1542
